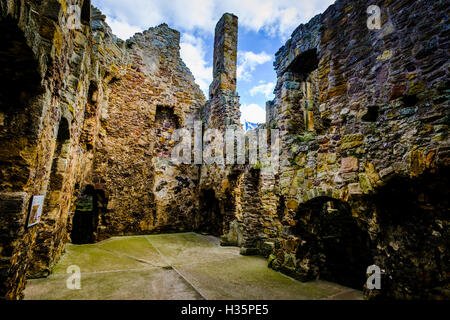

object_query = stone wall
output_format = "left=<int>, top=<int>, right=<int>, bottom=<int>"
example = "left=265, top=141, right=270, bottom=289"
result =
left=0, top=0, right=209, bottom=299
left=207, top=13, right=240, bottom=128
left=0, top=0, right=108, bottom=297
left=262, top=0, right=449, bottom=299
left=86, top=23, right=206, bottom=238
left=1, top=0, right=448, bottom=301
left=199, top=13, right=244, bottom=242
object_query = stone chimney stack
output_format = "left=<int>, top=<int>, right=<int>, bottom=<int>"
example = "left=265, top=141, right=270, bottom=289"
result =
left=210, top=13, right=238, bottom=97
left=207, top=13, right=240, bottom=128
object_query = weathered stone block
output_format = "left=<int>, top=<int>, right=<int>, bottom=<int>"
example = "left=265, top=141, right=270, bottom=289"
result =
left=363, top=162, right=382, bottom=187
left=348, top=183, right=362, bottom=195
left=340, top=134, right=364, bottom=150
left=410, top=150, right=425, bottom=178
left=359, top=173, right=373, bottom=194
left=340, top=157, right=359, bottom=173
left=0, top=192, right=28, bottom=219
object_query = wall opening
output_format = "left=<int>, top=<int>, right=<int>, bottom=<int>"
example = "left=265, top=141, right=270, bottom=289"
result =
left=154, top=106, right=180, bottom=158
left=368, top=167, right=449, bottom=299
left=0, top=17, right=42, bottom=192
left=28, top=117, right=71, bottom=277
left=80, top=81, right=99, bottom=151
left=81, top=0, right=91, bottom=26
left=48, top=118, right=70, bottom=193
left=288, top=49, right=319, bottom=76
left=285, top=49, right=324, bottom=134
left=401, top=94, right=419, bottom=108
left=70, top=186, right=107, bottom=244
left=197, top=189, right=223, bottom=236
left=362, top=105, right=380, bottom=122
left=277, top=195, right=286, bottom=220
left=293, top=197, right=373, bottom=289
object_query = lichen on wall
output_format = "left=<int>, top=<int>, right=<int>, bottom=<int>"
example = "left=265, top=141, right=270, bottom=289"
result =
left=0, top=0, right=448, bottom=301
left=262, top=0, right=449, bottom=300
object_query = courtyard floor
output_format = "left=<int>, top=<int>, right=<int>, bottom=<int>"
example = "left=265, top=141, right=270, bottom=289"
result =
left=24, top=232, right=362, bottom=300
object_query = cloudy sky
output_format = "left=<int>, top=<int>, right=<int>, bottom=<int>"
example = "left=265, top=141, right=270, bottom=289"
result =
left=92, top=0, right=335, bottom=124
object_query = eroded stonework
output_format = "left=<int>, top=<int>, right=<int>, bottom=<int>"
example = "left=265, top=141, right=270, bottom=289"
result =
left=261, top=0, right=449, bottom=300
left=0, top=0, right=448, bottom=300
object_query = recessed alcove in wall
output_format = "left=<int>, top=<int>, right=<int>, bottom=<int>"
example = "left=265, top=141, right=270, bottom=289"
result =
left=293, top=197, right=373, bottom=290
left=80, top=81, right=99, bottom=151
left=28, top=117, right=71, bottom=278
left=285, top=49, right=324, bottom=134
left=46, top=118, right=70, bottom=207
left=81, top=0, right=91, bottom=26
left=287, top=49, right=319, bottom=76
left=366, top=166, right=450, bottom=298
left=154, top=106, right=180, bottom=157
left=196, top=189, right=223, bottom=236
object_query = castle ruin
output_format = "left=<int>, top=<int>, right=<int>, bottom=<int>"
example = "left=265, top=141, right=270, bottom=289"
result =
left=0, top=0, right=449, bottom=300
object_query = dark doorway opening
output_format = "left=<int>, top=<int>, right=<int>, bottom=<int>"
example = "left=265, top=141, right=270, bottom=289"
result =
left=369, top=167, right=450, bottom=299
left=71, top=186, right=106, bottom=244
left=293, top=197, right=373, bottom=289
left=197, top=189, right=223, bottom=236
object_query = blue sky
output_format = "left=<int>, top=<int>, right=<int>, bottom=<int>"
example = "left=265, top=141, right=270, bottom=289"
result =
left=92, top=0, right=335, bottom=123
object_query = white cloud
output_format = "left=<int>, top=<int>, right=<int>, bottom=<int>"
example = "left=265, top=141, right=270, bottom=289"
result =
left=240, top=104, right=266, bottom=124
left=250, top=82, right=275, bottom=99
left=214, top=0, right=334, bottom=39
left=237, top=51, right=271, bottom=81
left=105, top=17, right=142, bottom=40
left=180, top=34, right=213, bottom=95
left=93, top=0, right=335, bottom=40
left=93, top=0, right=335, bottom=98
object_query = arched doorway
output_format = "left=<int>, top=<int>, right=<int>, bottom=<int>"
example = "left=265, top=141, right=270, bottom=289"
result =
left=293, top=197, right=373, bottom=289
left=70, top=186, right=107, bottom=244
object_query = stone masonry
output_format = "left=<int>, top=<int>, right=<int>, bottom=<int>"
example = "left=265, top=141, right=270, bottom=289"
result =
left=261, top=0, right=449, bottom=300
left=0, top=0, right=448, bottom=301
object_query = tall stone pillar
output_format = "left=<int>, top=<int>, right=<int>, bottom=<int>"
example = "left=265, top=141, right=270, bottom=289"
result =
left=208, top=13, right=240, bottom=129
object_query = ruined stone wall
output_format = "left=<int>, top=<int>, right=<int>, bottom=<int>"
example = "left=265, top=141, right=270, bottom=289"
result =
left=1, top=0, right=447, bottom=301
left=0, top=0, right=128, bottom=298
left=28, top=5, right=128, bottom=278
left=88, top=24, right=206, bottom=238
left=199, top=13, right=244, bottom=242
left=0, top=1, right=207, bottom=297
left=205, top=13, right=240, bottom=128
left=0, top=0, right=91, bottom=297
left=264, top=0, right=449, bottom=299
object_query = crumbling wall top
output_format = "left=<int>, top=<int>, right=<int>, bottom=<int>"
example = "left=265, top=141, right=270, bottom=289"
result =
left=209, top=13, right=238, bottom=98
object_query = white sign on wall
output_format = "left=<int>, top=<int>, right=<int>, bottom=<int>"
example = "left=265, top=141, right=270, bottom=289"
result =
left=27, top=196, right=45, bottom=227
